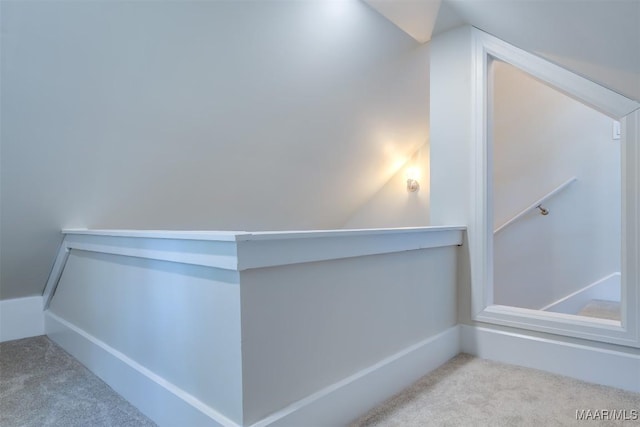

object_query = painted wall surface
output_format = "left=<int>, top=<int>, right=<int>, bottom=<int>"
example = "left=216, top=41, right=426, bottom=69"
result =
left=45, top=228, right=461, bottom=425
left=446, top=0, right=640, bottom=102
left=0, top=296, right=44, bottom=342
left=428, top=25, right=477, bottom=335
left=342, top=143, right=430, bottom=228
left=365, top=1, right=640, bottom=102
left=492, top=61, right=620, bottom=310
left=428, top=26, right=473, bottom=228
left=48, top=250, right=244, bottom=424
left=240, top=246, right=457, bottom=424
left=0, top=0, right=430, bottom=300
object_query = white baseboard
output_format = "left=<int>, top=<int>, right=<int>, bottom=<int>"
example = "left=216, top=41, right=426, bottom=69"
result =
left=0, top=296, right=45, bottom=342
left=461, top=325, right=640, bottom=393
left=256, top=325, right=461, bottom=427
left=46, top=311, right=239, bottom=427
left=541, top=272, right=621, bottom=314
left=43, top=312, right=640, bottom=425
left=46, top=310, right=460, bottom=427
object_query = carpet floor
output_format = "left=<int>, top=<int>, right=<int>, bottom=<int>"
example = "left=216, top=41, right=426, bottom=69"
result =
left=2, top=336, right=638, bottom=426
left=0, top=336, right=156, bottom=427
left=351, top=353, right=640, bottom=427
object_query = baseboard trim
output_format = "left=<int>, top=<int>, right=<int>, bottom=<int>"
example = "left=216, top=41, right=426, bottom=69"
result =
left=45, top=311, right=240, bottom=427
left=45, top=311, right=459, bottom=427
left=0, top=296, right=45, bottom=342
left=254, top=325, right=461, bottom=427
left=461, top=325, right=640, bottom=393
left=40, top=314, right=640, bottom=424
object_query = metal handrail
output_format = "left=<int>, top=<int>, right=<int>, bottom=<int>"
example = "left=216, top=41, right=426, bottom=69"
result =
left=494, top=177, right=577, bottom=234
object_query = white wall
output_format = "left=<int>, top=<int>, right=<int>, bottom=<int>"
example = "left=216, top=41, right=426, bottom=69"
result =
left=0, top=0, right=430, bottom=300
left=428, top=26, right=473, bottom=227
left=428, top=25, right=476, bottom=330
left=49, top=251, right=244, bottom=423
left=0, top=296, right=44, bottom=342
left=342, top=143, right=430, bottom=228
left=446, top=0, right=640, bottom=102
left=240, top=246, right=457, bottom=424
left=45, top=228, right=462, bottom=426
left=47, top=251, right=243, bottom=425
left=492, top=61, right=621, bottom=309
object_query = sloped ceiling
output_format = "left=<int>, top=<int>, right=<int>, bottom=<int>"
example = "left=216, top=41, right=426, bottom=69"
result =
left=363, top=0, right=442, bottom=43
left=364, top=0, right=640, bottom=101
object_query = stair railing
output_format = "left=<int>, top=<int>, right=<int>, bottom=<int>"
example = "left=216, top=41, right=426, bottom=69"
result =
left=494, top=177, right=577, bottom=234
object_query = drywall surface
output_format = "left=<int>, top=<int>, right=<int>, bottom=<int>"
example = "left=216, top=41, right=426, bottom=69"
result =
left=0, top=0, right=429, bottom=299
left=428, top=25, right=476, bottom=338
left=240, top=246, right=457, bottom=424
left=446, top=0, right=640, bottom=102
left=342, top=143, right=430, bottom=228
left=363, top=0, right=442, bottom=43
left=45, top=227, right=462, bottom=425
left=492, top=61, right=620, bottom=310
left=428, top=26, right=473, bottom=227
left=48, top=250, right=244, bottom=423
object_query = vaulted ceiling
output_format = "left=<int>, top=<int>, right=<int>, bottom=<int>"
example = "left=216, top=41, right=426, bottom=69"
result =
left=364, top=0, right=640, bottom=101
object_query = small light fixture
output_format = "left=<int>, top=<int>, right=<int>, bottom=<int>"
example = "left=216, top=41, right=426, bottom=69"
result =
left=406, top=167, right=420, bottom=192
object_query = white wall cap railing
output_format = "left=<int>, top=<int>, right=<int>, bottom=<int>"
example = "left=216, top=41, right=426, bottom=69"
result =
left=62, top=229, right=245, bottom=241
left=46, top=226, right=466, bottom=309
left=62, top=225, right=465, bottom=242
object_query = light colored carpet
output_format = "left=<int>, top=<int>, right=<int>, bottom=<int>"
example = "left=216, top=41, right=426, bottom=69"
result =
left=0, top=336, right=156, bottom=427
left=351, top=353, right=640, bottom=427
left=578, top=300, right=621, bottom=321
left=3, top=337, right=638, bottom=427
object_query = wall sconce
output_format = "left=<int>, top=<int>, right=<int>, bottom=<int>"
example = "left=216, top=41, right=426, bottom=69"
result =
left=406, top=167, right=420, bottom=192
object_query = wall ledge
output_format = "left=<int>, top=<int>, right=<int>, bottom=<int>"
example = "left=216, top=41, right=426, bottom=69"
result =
left=48, top=227, right=465, bottom=299
left=236, top=226, right=464, bottom=271
left=62, top=226, right=465, bottom=242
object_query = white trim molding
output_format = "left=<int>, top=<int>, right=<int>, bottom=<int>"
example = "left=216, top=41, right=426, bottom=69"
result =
left=470, top=27, right=640, bottom=348
left=47, top=309, right=460, bottom=427
left=62, top=226, right=465, bottom=271
left=235, top=226, right=464, bottom=271
left=251, top=326, right=460, bottom=427
left=44, top=225, right=464, bottom=426
left=472, top=29, right=640, bottom=120
left=46, top=312, right=236, bottom=427
left=45, top=226, right=464, bottom=308
left=0, top=296, right=45, bottom=342
left=461, top=325, right=640, bottom=393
